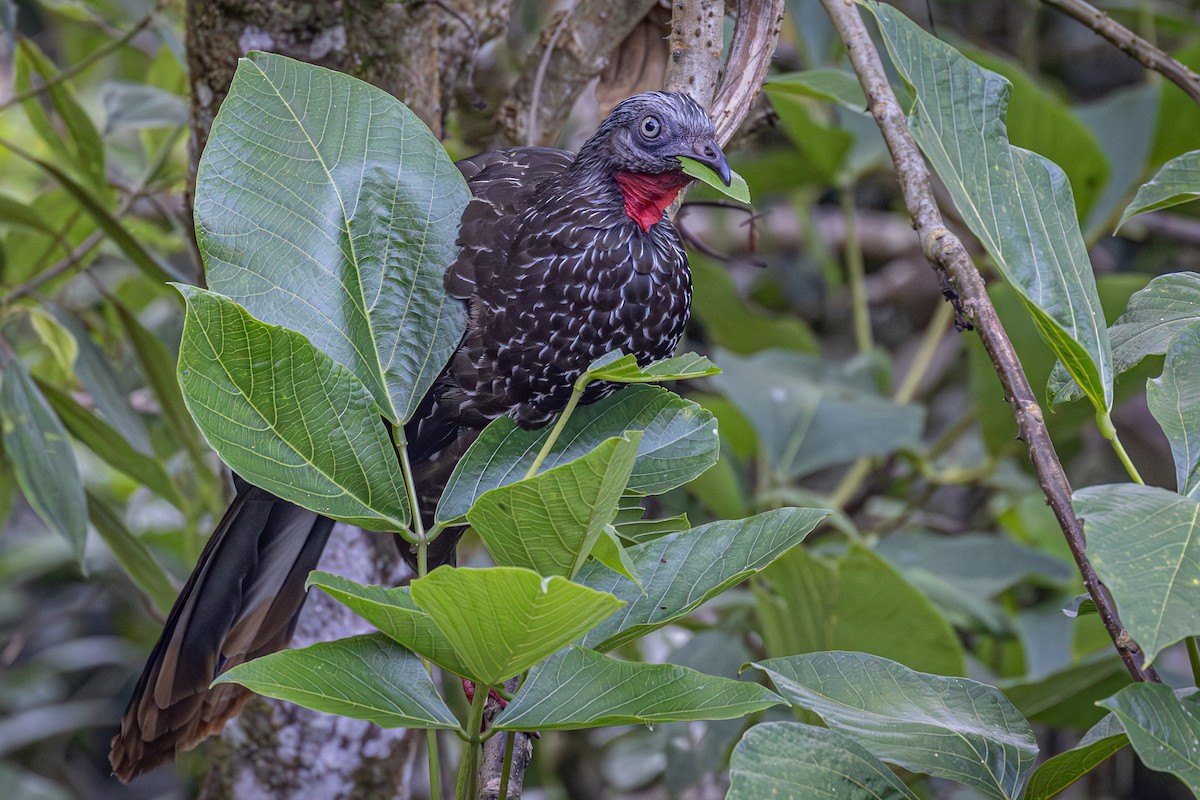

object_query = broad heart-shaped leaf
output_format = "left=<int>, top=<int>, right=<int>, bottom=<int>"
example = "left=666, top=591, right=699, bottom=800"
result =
left=213, top=634, right=458, bottom=730
left=176, top=287, right=409, bottom=530
left=1117, top=149, right=1200, bottom=231
left=469, top=433, right=641, bottom=578
left=576, top=507, right=829, bottom=651
left=583, top=351, right=720, bottom=384
left=712, top=349, right=925, bottom=480
left=1074, top=484, right=1200, bottom=665
left=728, top=722, right=919, bottom=800
left=1023, top=713, right=1127, bottom=800
left=306, top=571, right=471, bottom=677
left=1147, top=320, right=1200, bottom=498
left=195, top=51, right=468, bottom=424
left=1050, top=272, right=1200, bottom=404
left=754, top=652, right=1038, bottom=800
left=493, top=646, right=782, bottom=730
left=436, top=386, right=718, bottom=523
left=1098, top=683, right=1200, bottom=794
left=0, top=351, right=86, bottom=561
left=866, top=1, right=1112, bottom=411
left=409, top=567, right=624, bottom=686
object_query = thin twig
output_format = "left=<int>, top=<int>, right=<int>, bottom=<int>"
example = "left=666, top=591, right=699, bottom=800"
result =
left=0, top=1, right=165, bottom=113
left=1041, top=0, right=1200, bottom=106
left=819, top=0, right=1159, bottom=683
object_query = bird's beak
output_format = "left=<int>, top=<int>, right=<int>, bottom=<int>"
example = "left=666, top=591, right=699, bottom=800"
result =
left=685, top=138, right=732, bottom=186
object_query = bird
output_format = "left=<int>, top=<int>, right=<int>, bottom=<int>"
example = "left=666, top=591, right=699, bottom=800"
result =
left=109, top=90, right=730, bottom=782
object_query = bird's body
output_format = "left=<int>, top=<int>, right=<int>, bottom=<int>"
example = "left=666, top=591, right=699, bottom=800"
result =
left=110, top=91, right=729, bottom=782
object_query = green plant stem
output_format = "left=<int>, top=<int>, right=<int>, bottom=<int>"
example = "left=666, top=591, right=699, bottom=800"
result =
left=839, top=183, right=872, bottom=355
left=497, top=732, right=516, bottom=800
left=456, top=683, right=490, bottom=800
left=1096, top=411, right=1145, bottom=485
left=525, top=378, right=587, bottom=479
left=1189, top=638, right=1200, bottom=687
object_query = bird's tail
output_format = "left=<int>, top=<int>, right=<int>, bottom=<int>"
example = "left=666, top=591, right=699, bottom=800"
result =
left=108, top=480, right=334, bottom=783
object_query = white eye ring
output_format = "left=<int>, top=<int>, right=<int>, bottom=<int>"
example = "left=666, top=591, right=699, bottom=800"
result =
left=640, top=115, right=662, bottom=138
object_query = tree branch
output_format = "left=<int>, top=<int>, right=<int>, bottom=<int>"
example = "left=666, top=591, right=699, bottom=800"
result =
left=710, top=0, right=786, bottom=146
left=1041, top=0, right=1200, bottom=107
left=663, top=0, right=724, bottom=110
left=818, top=0, right=1159, bottom=683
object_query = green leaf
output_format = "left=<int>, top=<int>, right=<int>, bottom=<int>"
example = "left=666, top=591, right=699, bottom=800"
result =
left=99, top=81, right=188, bottom=133
left=493, top=646, right=782, bottom=730
left=1147, top=320, right=1200, bottom=497
left=0, top=192, right=61, bottom=235
left=690, top=256, right=817, bottom=355
left=306, top=572, right=471, bottom=677
left=590, top=525, right=641, bottom=583
left=768, top=69, right=867, bottom=111
left=38, top=380, right=183, bottom=509
left=409, top=566, right=624, bottom=686
left=755, top=544, right=966, bottom=676
left=1117, top=149, right=1200, bottom=231
left=1050, top=272, right=1200, bottom=404
left=27, top=308, right=76, bottom=374
left=866, top=1, right=1113, bottom=411
left=1074, top=484, right=1200, bottom=665
left=755, top=652, right=1037, bottom=800
left=678, top=157, right=750, bottom=203
left=713, top=349, right=925, bottom=479
left=762, top=89, right=856, bottom=183
left=196, top=51, right=469, bottom=424
left=437, top=386, right=718, bottom=523
left=176, top=286, right=409, bottom=530
left=728, top=722, right=920, bottom=800
left=576, top=507, right=828, bottom=651
left=0, top=351, right=86, bottom=561
left=1098, top=683, right=1200, bottom=793
left=1023, top=714, right=1126, bottom=800
left=874, top=531, right=1073, bottom=597
left=214, top=633, right=458, bottom=730
left=468, top=433, right=641, bottom=578
left=1001, top=654, right=1130, bottom=729
left=86, top=493, right=175, bottom=614
left=583, top=352, right=720, bottom=384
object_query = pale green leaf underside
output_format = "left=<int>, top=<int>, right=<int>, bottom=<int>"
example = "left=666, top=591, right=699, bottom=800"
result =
left=176, top=286, right=409, bottom=529
left=494, top=646, right=782, bottom=730
left=867, top=1, right=1112, bottom=410
left=1146, top=321, right=1200, bottom=498
left=756, top=651, right=1037, bottom=800
left=678, top=157, right=751, bottom=203
left=195, top=51, right=468, bottom=423
left=1075, top=484, right=1200, bottom=665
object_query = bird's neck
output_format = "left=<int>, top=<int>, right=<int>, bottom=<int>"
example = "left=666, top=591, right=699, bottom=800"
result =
left=612, top=171, right=693, bottom=232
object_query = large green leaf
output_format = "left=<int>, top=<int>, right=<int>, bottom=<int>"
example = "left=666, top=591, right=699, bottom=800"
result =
left=713, top=349, right=925, bottom=480
left=214, top=634, right=458, bottom=729
left=576, top=507, right=828, bottom=651
left=874, top=531, right=1072, bottom=598
left=1023, top=714, right=1126, bottom=800
left=1117, top=149, right=1200, bottom=231
left=1001, top=653, right=1130, bottom=730
left=195, top=51, right=468, bottom=424
left=1147, top=320, right=1200, bottom=497
left=306, top=572, right=470, bottom=677
left=469, top=433, right=640, bottom=578
left=756, top=544, right=966, bottom=676
left=756, top=652, right=1037, bottom=800
left=409, top=566, right=623, bottom=686
left=176, top=286, right=409, bottom=530
left=768, top=69, right=868, bottom=111
left=727, top=722, right=919, bottom=800
left=0, top=351, right=86, bottom=560
left=1074, top=484, right=1200, bottom=665
left=1099, top=683, right=1200, bottom=793
left=436, top=386, right=718, bottom=523
left=1050, top=272, right=1200, bottom=404
left=493, top=647, right=782, bottom=730
left=866, top=1, right=1112, bottom=411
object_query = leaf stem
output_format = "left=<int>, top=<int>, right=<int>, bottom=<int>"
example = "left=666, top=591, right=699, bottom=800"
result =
left=1189, top=637, right=1200, bottom=687
left=524, top=378, right=588, bottom=480
left=839, top=182, right=872, bottom=355
left=455, top=682, right=490, bottom=799
left=1097, top=411, right=1145, bottom=485
left=497, top=732, right=516, bottom=800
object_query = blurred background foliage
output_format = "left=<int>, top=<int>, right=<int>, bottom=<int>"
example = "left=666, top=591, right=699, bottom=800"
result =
left=0, top=0, right=1198, bottom=797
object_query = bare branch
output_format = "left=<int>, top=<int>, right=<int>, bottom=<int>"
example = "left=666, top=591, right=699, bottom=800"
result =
left=818, top=0, right=1159, bottom=683
left=493, top=0, right=660, bottom=147
left=1042, top=0, right=1200, bottom=108
left=711, top=0, right=786, bottom=145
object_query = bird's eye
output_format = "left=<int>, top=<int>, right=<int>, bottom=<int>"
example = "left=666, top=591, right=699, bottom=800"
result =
left=640, top=115, right=662, bottom=139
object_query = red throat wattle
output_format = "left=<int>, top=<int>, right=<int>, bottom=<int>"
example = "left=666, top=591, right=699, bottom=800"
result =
left=613, top=171, right=693, bottom=232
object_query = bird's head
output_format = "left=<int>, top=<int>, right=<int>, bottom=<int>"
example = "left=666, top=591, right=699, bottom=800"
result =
left=583, top=91, right=731, bottom=185
left=578, top=92, right=730, bottom=231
